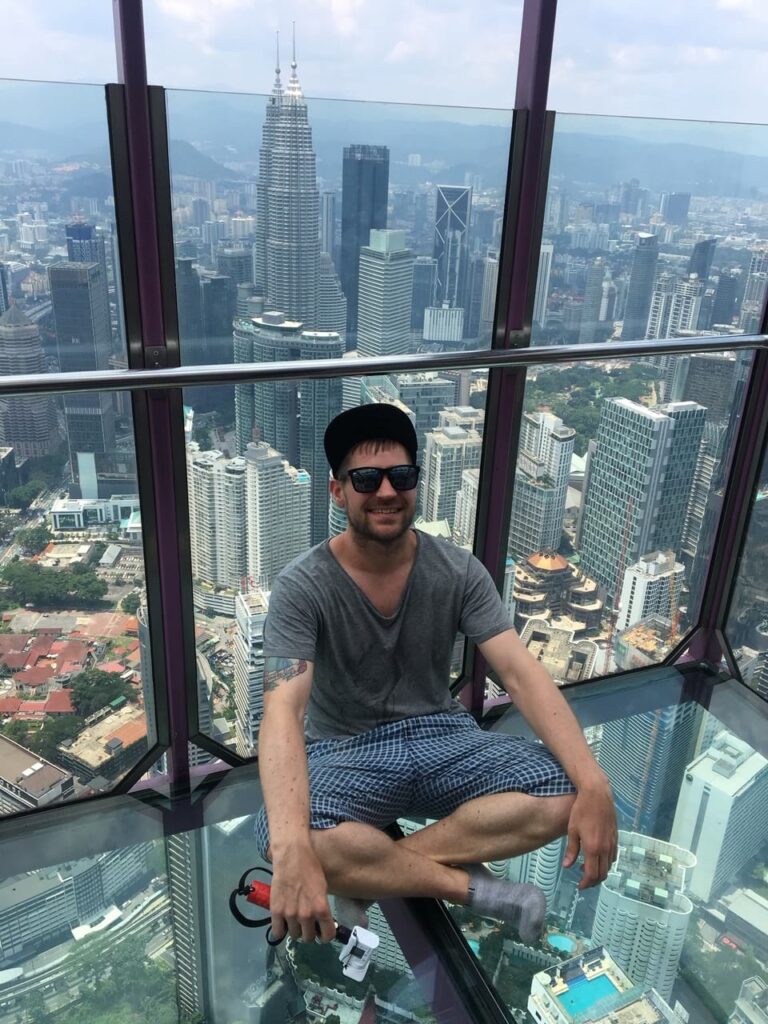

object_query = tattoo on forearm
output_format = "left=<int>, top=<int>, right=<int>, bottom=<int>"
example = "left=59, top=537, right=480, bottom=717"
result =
left=264, top=657, right=308, bottom=692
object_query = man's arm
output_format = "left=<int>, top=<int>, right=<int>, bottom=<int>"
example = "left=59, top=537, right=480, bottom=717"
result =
left=479, top=629, right=617, bottom=888
left=259, top=656, right=335, bottom=942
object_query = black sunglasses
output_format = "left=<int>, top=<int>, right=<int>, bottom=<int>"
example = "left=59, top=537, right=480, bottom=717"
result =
left=340, top=465, right=421, bottom=493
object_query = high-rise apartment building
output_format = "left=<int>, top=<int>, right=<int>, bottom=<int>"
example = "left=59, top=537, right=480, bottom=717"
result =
left=394, top=372, right=457, bottom=452
left=357, top=229, right=414, bottom=358
left=578, top=258, right=607, bottom=343
left=579, top=399, right=705, bottom=597
left=621, top=233, right=659, bottom=340
left=340, top=144, right=389, bottom=335
left=244, top=441, right=311, bottom=589
left=453, top=467, right=479, bottom=548
left=532, top=241, right=554, bottom=326
left=254, top=51, right=319, bottom=326
left=617, top=550, right=685, bottom=633
left=671, top=731, right=768, bottom=902
left=420, top=408, right=484, bottom=526
left=680, top=421, right=726, bottom=569
left=433, top=185, right=472, bottom=309
left=0, top=305, right=57, bottom=460
left=591, top=832, right=695, bottom=1001
left=49, top=261, right=116, bottom=471
left=508, top=411, right=575, bottom=561
left=234, top=589, right=269, bottom=757
left=647, top=274, right=704, bottom=339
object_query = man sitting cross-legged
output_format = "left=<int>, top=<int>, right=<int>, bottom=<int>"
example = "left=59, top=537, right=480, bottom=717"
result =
left=255, top=403, right=617, bottom=946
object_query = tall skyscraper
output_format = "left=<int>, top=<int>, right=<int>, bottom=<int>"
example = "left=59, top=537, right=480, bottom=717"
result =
left=217, top=247, right=253, bottom=286
left=671, top=731, right=768, bottom=902
left=508, top=412, right=575, bottom=560
left=579, top=399, right=705, bottom=597
left=0, top=305, right=57, bottom=459
left=578, top=258, right=607, bottom=343
left=175, top=257, right=204, bottom=351
left=532, top=241, right=554, bottom=326
left=395, top=372, right=457, bottom=452
left=49, top=261, right=116, bottom=472
left=621, top=233, right=659, bottom=340
left=65, top=221, right=113, bottom=345
left=433, top=185, right=472, bottom=309
left=479, top=252, right=499, bottom=341
left=680, top=422, right=726, bottom=570
left=357, top=229, right=414, bottom=358
left=244, top=441, right=311, bottom=589
left=599, top=702, right=702, bottom=836
left=688, top=237, right=717, bottom=282
left=591, top=832, right=695, bottom=1002
left=660, top=192, right=691, bottom=225
left=411, top=256, right=437, bottom=332
left=617, top=550, right=685, bottom=633
left=647, top=274, right=704, bottom=339
left=420, top=408, right=484, bottom=525
left=739, top=250, right=768, bottom=334
left=234, top=313, right=343, bottom=543
left=340, top=145, right=389, bottom=335
left=453, top=467, right=480, bottom=548
left=319, top=190, right=337, bottom=259
left=234, top=589, right=269, bottom=757
left=711, top=270, right=739, bottom=327
left=0, top=264, right=8, bottom=315
left=254, top=47, right=319, bottom=326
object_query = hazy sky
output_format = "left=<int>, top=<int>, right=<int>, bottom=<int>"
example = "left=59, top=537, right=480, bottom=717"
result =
left=1, top=0, right=766, bottom=123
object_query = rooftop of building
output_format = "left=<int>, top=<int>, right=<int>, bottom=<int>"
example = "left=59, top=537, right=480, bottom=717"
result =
left=686, top=730, right=767, bottom=791
left=0, top=734, right=70, bottom=798
left=520, top=618, right=597, bottom=684
left=720, top=889, right=768, bottom=935
left=608, top=831, right=695, bottom=906
left=618, top=616, right=677, bottom=659
left=61, top=703, right=146, bottom=769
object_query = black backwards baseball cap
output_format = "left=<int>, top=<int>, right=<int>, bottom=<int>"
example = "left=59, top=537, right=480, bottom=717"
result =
left=324, top=404, right=418, bottom=478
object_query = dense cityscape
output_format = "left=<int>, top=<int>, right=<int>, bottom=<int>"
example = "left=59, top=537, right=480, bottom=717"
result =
left=0, top=44, right=766, bottom=1024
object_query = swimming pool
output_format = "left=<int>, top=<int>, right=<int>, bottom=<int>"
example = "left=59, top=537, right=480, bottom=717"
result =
left=556, top=973, right=618, bottom=1015
left=548, top=932, right=576, bottom=953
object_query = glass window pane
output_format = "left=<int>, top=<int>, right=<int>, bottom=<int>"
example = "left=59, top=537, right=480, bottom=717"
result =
left=444, top=675, right=768, bottom=1022
left=531, top=114, right=768, bottom=348
left=166, top=88, right=512, bottom=367
left=499, top=351, right=750, bottom=693
left=183, top=370, right=490, bottom=755
left=727, top=442, right=768, bottom=700
left=0, top=80, right=129, bottom=370
left=0, top=388, right=159, bottom=815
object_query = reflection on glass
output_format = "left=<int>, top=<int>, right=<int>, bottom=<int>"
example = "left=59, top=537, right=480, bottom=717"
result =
left=499, top=353, right=750, bottom=692
left=0, top=389, right=155, bottom=816
left=727, top=444, right=768, bottom=701
left=443, top=696, right=768, bottom=1024
left=0, top=81, right=127, bottom=370
left=184, top=370, right=489, bottom=756
left=166, top=81, right=511, bottom=370
left=531, top=114, right=768, bottom=347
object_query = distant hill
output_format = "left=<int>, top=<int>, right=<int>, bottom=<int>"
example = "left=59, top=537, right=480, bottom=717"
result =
left=0, top=121, right=75, bottom=157
left=168, top=139, right=236, bottom=181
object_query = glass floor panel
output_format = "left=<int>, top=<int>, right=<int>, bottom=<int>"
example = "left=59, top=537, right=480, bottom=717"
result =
left=0, top=665, right=764, bottom=1023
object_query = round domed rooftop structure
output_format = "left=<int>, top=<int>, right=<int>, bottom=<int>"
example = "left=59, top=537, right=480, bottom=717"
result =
left=527, top=550, right=569, bottom=573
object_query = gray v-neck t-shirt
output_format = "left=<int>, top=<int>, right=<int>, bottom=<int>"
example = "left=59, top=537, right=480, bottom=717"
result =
left=263, top=531, right=513, bottom=740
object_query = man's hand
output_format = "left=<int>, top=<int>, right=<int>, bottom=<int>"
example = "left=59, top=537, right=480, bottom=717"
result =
left=562, top=775, right=618, bottom=889
left=270, top=843, right=336, bottom=943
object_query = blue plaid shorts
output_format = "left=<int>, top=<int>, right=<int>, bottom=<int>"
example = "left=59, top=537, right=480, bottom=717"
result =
left=254, top=711, right=574, bottom=860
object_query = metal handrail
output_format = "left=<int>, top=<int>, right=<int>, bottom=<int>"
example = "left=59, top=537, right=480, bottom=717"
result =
left=2, top=333, right=765, bottom=396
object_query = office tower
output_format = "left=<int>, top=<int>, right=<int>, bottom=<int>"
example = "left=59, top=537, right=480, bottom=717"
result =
left=340, top=145, right=389, bottom=335
left=421, top=409, right=484, bottom=525
left=532, top=240, right=554, bottom=326
left=599, top=270, right=617, bottom=323
left=315, top=252, right=347, bottom=341
left=65, top=221, right=112, bottom=346
left=254, top=47, right=319, bottom=326
left=0, top=306, right=57, bottom=459
left=646, top=274, right=704, bottom=339
left=0, top=264, right=8, bottom=315
left=411, top=256, right=438, bottom=332
left=688, top=237, right=717, bottom=282
left=645, top=273, right=676, bottom=339
left=49, top=261, right=115, bottom=470
left=591, top=832, right=695, bottom=1001
left=671, top=731, right=768, bottom=902
left=235, top=313, right=343, bottom=543
left=453, top=467, right=479, bottom=548
left=680, top=422, right=726, bottom=570
left=200, top=272, right=235, bottom=361
left=217, top=246, right=253, bottom=285
left=578, top=258, right=606, bottom=343
left=711, top=270, right=739, bottom=326
left=464, top=254, right=485, bottom=340
left=394, top=372, right=457, bottom=451
left=185, top=444, right=247, bottom=597
left=175, top=257, right=204, bottom=348
left=579, top=399, right=705, bottom=598
left=621, top=233, right=659, bottom=340
left=617, top=551, right=685, bottom=633
left=357, top=229, right=414, bottom=358
left=479, top=253, right=499, bottom=341
left=660, top=192, right=691, bottom=225
left=319, top=190, right=336, bottom=258
left=620, top=178, right=642, bottom=216
left=423, top=303, right=464, bottom=344
left=672, top=351, right=737, bottom=424
left=599, top=702, right=702, bottom=836
left=234, top=589, right=269, bottom=756
left=739, top=250, right=768, bottom=333
left=433, top=185, right=472, bottom=309
left=244, top=441, right=310, bottom=588
left=508, top=412, right=575, bottom=560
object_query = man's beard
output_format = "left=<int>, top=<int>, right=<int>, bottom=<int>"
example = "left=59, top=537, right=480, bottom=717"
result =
left=346, top=504, right=415, bottom=545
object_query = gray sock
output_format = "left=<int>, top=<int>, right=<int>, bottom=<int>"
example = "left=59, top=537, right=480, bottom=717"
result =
left=465, top=866, right=546, bottom=945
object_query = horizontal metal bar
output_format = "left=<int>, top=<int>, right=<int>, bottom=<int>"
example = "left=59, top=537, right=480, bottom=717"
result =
left=0, top=334, right=763, bottom=397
